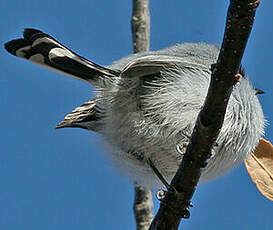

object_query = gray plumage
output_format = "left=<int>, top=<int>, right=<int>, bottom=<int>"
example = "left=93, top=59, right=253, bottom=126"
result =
left=5, top=29, right=265, bottom=188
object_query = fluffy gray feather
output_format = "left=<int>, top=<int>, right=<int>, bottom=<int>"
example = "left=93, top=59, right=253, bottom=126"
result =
left=98, top=43, right=265, bottom=187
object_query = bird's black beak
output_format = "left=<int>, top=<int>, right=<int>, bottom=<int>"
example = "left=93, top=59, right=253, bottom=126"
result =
left=255, top=88, right=265, bottom=95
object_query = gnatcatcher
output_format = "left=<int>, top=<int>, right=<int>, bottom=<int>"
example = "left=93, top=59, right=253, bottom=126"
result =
left=5, top=29, right=265, bottom=188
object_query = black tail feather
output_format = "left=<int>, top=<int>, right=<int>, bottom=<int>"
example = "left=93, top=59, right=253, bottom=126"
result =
left=4, top=28, right=120, bottom=85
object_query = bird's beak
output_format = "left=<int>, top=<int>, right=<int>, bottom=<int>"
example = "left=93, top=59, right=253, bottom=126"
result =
left=255, top=88, right=265, bottom=95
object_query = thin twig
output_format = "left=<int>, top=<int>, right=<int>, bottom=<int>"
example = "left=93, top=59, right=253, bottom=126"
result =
left=149, top=0, right=260, bottom=229
left=131, top=0, right=153, bottom=230
left=132, top=0, right=150, bottom=53
left=134, top=186, right=154, bottom=230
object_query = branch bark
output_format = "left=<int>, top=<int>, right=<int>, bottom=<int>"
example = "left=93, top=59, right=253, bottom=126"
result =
left=133, top=186, right=154, bottom=230
left=149, top=0, right=260, bottom=229
left=131, top=1, right=153, bottom=230
left=131, top=0, right=150, bottom=53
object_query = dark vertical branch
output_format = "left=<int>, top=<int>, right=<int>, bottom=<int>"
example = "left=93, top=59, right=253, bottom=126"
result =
left=131, top=1, right=153, bottom=230
left=149, top=0, right=260, bottom=229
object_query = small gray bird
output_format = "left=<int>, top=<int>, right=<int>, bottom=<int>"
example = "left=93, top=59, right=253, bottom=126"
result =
left=5, top=29, right=265, bottom=188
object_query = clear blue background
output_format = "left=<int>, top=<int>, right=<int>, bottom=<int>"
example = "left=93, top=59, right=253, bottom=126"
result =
left=1, top=1, right=273, bottom=229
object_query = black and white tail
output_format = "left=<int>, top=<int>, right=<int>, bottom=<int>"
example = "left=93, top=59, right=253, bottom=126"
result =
left=4, top=28, right=120, bottom=85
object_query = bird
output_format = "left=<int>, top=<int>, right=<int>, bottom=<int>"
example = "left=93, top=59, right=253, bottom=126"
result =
left=5, top=28, right=265, bottom=188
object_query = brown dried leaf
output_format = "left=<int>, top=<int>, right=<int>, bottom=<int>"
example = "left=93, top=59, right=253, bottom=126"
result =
left=245, top=138, right=273, bottom=201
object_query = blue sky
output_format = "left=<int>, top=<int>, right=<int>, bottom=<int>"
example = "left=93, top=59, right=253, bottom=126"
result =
left=1, top=0, right=273, bottom=230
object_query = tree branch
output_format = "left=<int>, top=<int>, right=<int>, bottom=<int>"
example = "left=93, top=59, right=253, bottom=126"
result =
left=131, top=0, right=150, bottom=53
left=149, top=0, right=260, bottom=229
left=134, top=186, right=154, bottom=230
left=131, top=1, right=153, bottom=230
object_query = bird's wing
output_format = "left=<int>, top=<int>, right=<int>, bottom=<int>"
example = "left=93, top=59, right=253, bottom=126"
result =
left=120, top=55, right=210, bottom=78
